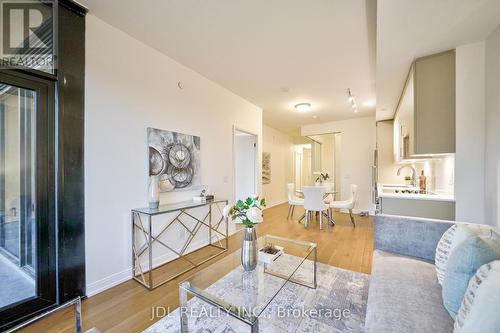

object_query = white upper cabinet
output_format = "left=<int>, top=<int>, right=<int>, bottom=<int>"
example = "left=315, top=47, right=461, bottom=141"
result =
left=393, top=50, right=456, bottom=163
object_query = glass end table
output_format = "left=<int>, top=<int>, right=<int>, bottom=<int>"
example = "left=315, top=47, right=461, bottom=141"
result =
left=179, top=235, right=317, bottom=332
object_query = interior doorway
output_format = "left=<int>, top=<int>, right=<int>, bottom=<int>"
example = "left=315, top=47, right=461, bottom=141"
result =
left=233, top=128, right=258, bottom=201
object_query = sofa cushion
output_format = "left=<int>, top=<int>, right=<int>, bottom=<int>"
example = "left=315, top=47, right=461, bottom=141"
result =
left=442, top=235, right=500, bottom=319
left=455, top=260, right=500, bottom=332
left=365, top=250, right=453, bottom=333
left=435, top=224, right=458, bottom=284
left=456, top=260, right=500, bottom=333
left=435, top=224, right=496, bottom=285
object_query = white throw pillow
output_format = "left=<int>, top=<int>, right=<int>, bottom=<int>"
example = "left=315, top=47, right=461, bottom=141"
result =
left=454, top=261, right=500, bottom=333
left=435, top=224, right=494, bottom=285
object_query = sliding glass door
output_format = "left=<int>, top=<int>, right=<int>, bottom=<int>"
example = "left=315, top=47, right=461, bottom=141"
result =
left=0, top=84, right=35, bottom=270
left=0, top=71, right=56, bottom=329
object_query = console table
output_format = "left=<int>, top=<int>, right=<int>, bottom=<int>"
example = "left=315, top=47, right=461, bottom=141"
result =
left=131, top=199, right=228, bottom=290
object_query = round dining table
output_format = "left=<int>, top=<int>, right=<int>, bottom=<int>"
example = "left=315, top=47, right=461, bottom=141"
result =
left=295, top=187, right=339, bottom=227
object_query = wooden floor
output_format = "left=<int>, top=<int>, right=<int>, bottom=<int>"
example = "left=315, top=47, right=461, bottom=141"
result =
left=20, top=203, right=373, bottom=333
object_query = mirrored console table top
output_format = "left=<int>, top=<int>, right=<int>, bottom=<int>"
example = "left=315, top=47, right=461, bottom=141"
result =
left=132, top=198, right=228, bottom=216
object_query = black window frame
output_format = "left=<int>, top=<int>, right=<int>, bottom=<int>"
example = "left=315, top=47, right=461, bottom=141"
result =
left=0, top=69, right=57, bottom=329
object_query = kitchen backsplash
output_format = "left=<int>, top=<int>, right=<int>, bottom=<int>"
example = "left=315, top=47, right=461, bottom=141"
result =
left=408, top=155, right=455, bottom=195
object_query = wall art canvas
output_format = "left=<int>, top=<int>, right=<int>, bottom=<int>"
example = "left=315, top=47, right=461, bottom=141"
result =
left=147, top=127, right=201, bottom=192
left=262, top=152, right=271, bottom=184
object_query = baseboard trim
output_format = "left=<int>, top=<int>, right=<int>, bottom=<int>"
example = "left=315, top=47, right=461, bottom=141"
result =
left=264, top=200, right=288, bottom=209
left=86, top=268, right=131, bottom=297
left=339, top=208, right=375, bottom=216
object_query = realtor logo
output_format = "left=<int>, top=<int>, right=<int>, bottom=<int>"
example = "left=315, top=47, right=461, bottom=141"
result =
left=0, top=0, right=54, bottom=70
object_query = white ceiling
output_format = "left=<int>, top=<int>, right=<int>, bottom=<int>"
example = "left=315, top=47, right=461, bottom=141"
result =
left=78, top=0, right=376, bottom=135
left=377, top=0, right=500, bottom=121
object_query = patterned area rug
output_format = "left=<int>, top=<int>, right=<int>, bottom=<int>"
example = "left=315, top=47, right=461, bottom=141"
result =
left=144, top=261, right=369, bottom=333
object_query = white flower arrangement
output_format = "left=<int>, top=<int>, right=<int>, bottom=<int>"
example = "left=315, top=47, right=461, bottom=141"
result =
left=222, top=195, right=266, bottom=228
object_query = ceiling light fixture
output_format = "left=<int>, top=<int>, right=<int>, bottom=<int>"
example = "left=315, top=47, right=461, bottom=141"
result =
left=294, top=103, right=311, bottom=112
left=347, top=88, right=358, bottom=113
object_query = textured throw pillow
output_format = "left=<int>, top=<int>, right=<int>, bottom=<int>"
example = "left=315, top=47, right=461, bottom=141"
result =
left=435, top=224, right=495, bottom=284
left=454, top=261, right=500, bottom=333
left=442, top=236, right=500, bottom=319
left=436, top=224, right=458, bottom=284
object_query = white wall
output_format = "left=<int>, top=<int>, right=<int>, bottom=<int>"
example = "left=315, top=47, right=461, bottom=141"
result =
left=485, top=24, right=500, bottom=228
left=85, top=15, right=262, bottom=296
left=455, top=41, right=486, bottom=224
left=301, top=117, right=376, bottom=213
left=262, top=125, right=294, bottom=207
left=234, top=133, right=257, bottom=200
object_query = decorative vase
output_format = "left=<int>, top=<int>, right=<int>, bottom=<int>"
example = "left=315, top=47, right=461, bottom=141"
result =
left=148, top=175, right=160, bottom=209
left=241, top=226, right=257, bottom=271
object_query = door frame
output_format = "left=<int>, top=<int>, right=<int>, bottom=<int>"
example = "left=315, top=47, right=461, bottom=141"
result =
left=293, top=150, right=303, bottom=189
left=232, top=126, right=259, bottom=203
left=0, top=70, right=57, bottom=329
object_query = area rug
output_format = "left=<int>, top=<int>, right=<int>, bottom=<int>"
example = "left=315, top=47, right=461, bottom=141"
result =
left=143, top=260, right=369, bottom=333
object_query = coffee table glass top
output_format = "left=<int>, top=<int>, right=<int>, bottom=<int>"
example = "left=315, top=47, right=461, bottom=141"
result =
left=179, top=235, right=317, bottom=325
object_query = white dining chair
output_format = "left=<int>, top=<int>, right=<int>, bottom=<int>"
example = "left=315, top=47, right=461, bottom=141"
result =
left=328, top=184, right=358, bottom=227
left=286, top=183, right=303, bottom=218
left=299, top=186, right=329, bottom=229
left=323, top=182, right=335, bottom=204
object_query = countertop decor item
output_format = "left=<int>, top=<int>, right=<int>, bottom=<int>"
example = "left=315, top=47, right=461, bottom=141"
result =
left=258, top=244, right=284, bottom=264
left=148, top=175, right=160, bottom=209
left=223, top=196, right=266, bottom=271
left=192, top=196, right=206, bottom=203
left=242, top=226, right=258, bottom=271
left=314, top=172, right=330, bottom=185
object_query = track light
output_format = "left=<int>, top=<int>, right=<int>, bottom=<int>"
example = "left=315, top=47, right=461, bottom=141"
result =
left=347, top=88, right=358, bottom=112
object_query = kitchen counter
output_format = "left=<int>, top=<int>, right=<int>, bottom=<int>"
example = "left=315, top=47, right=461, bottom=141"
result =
left=378, top=184, right=455, bottom=202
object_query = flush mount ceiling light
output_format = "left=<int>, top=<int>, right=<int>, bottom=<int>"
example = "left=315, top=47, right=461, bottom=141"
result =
left=294, top=103, right=311, bottom=112
left=347, top=88, right=358, bottom=113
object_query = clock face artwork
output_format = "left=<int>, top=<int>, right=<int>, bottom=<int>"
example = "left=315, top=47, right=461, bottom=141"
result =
left=147, top=127, right=201, bottom=192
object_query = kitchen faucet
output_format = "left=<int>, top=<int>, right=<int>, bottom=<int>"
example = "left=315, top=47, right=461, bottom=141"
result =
left=397, top=165, right=417, bottom=187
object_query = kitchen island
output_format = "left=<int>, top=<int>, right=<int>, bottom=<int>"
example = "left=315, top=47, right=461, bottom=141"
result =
left=377, top=184, right=455, bottom=220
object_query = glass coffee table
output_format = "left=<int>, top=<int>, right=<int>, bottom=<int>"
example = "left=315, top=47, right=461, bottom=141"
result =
left=179, top=235, right=317, bottom=333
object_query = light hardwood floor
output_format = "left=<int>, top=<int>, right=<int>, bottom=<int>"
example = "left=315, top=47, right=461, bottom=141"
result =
left=19, top=203, right=373, bottom=333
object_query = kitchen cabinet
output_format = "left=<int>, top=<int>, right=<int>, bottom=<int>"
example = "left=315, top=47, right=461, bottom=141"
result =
left=393, top=67, right=415, bottom=162
left=393, top=50, right=456, bottom=163
left=380, top=197, right=455, bottom=221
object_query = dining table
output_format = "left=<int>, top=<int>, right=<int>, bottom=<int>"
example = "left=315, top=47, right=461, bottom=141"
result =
left=295, top=189, right=338, bottom=199
left=295, top=187, right=338, bottom=226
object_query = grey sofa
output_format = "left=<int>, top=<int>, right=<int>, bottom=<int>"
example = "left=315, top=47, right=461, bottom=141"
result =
left=365, top=214, right=455, bottom=333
